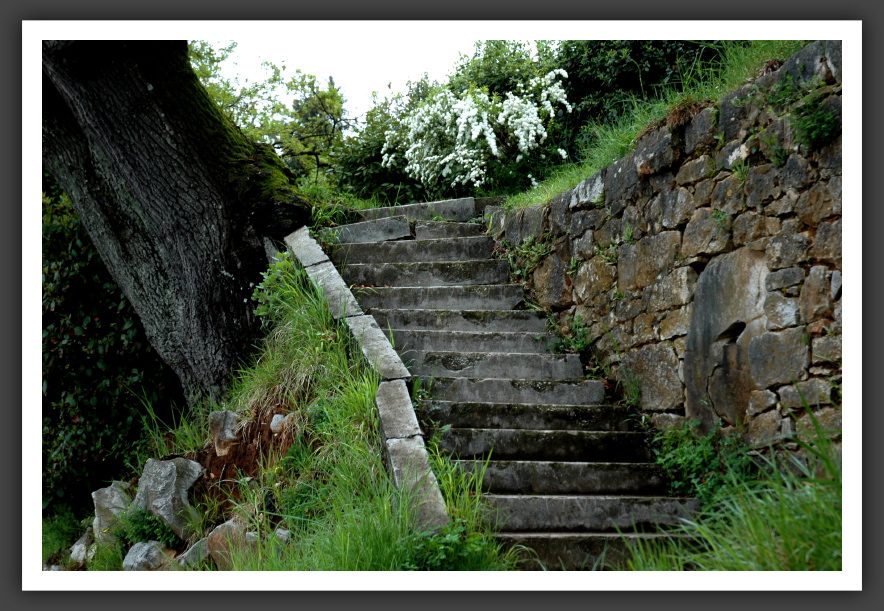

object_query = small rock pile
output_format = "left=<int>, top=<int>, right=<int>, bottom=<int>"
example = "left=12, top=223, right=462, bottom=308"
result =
left=49, top=408, right=296, bottom=571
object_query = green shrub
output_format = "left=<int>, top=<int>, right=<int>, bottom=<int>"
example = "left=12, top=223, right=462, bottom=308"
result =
left=624, top=411, right=841, bottom=571
left=551, top=314, right=593, bottom=356
left=395, top=519, right=511, bottom=571
left=296, top=180, right=364, bottom=229
left=113, top=507, right=181, bottom=549
left=652, top=419, right=754, bottom=505
left=751, top=71, right=841, bottom=150
left=791, top=92, right=841, bottom=149
left=41, top=180, right=182, bottom=515
left=447, top=40, right=557, bottom=99
left=494, top=235, right=554, bottom=284
left=334, top=90, right=428, bottom=204
left=42, top=505, right=84, bottom=566
left=554, top=40, right=727, bottom=154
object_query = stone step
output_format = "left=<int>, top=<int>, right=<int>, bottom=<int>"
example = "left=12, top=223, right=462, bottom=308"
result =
left=457, top=460, right=669, bottom=495
left=485, top=494, right=699, bottom=533
left=319, top=215, right=411, bottom=244
left=401, top=350, right=583, bottom=380
left=496, top=532, right=694, bottom=571
left=419, top=401, right=635, bottom=431
left=391, top=330, right=557, bottom=354
left=414, top=221, right=485, bottom=240
left=358, top=197, right=477, bottom=222
left=369, top=309, right=548, bottom=333
left=341, top=260, right=510, bottom=288
left=436, top=428, right=652, bottom=462
left=351, top=285, right=525, bottom=310
left=425, top=377, right=606, bottom=406
left=330, top=236, right=495, bottom=265
left=323, top=207, right=700, bottom=568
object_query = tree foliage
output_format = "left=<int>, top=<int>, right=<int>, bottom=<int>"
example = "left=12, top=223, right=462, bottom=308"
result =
left=333, top=77, right=438, bottom=204
left=555, top=40, right=726, bottom=153
left=381, top=68, right=572, bottom=197
left=334, top=40, right=729, bottom=203
left=333, top=90, right=427, bottom=204
left=446, top=40, right=557, bottom=97
left=189, top=40, right=352, bottom=182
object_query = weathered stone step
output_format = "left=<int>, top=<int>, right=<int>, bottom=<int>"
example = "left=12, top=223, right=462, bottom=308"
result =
left=352, top=285, right=525, bottom=310
left=419, top=401, right=635, bottom=431
left=485, top=495, right=699, bottom=533
left=319, top=215, right=410, bottom=244
left=341, top=260, right=510, bottom=288
left=330, top=236, right=494, bottom=265
left=359, top=197, right=477, bottom=222
left=401, top=350, right=583, bottom=380
left=391, top=330, right=557, bottom=353
left=436, top=428, right=652, bottom=462
left=414, top=221, right=485, bottom=240
left=457, top=460, right=668, bottom=495
left=369, top=309, right=548, bottom=333
left=496, top=532, right=694, bottom=571
left=426, top=377, right=606, bottom=406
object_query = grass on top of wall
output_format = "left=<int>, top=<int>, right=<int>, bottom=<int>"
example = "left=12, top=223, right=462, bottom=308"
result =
left=504, top=40, right=812, bottom=211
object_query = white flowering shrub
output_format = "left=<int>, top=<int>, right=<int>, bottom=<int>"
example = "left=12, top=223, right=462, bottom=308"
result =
left=381, top=69, right=572, bottom=193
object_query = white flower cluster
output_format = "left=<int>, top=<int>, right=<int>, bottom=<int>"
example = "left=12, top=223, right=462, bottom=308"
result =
left=382, top=70, right=571, bottom=189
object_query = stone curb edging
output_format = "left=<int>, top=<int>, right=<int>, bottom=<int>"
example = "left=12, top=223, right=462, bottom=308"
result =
left=283, top=227, right=450, bottom=532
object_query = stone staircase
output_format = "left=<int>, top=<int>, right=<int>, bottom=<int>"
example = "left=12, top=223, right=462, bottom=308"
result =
left=322, top=197, right=697, bottom=570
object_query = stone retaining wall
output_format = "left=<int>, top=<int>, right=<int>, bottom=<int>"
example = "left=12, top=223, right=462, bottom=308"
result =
left=487, top=41, right=843, bottom=447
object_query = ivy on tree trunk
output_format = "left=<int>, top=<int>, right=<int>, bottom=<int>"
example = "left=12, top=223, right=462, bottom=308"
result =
left=42, top=40, right=310, bottom=404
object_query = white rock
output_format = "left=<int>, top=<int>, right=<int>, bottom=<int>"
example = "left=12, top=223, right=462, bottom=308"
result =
left=69, top=528, right=93, bottom=564
left=123, top=541, right=172, bottom=571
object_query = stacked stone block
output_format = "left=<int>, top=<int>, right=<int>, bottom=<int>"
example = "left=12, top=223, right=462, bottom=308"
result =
left=487, top=41, right=843, bottom=447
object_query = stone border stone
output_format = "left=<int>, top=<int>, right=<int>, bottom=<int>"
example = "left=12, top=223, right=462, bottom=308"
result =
left=284, top=226, right=449, bottom=532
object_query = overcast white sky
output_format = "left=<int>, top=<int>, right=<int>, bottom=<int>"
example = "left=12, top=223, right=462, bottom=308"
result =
left=25, top=21, right=861, bottom=592
left=31, top=20, right=860, bottom=122
left=203, top=35, right=481, bottom=122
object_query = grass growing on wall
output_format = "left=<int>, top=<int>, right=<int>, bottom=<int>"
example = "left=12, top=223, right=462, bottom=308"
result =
left=504, top=40, right=811, bottom=211
left=620, top=410, right=841, bottom=571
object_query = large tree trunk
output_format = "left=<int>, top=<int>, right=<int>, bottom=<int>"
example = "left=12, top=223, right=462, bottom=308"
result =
left=42, top=40, right=310, bottom=404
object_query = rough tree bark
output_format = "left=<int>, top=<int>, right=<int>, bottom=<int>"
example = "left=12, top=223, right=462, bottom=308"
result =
left=42, top=40, right=310, bottom=404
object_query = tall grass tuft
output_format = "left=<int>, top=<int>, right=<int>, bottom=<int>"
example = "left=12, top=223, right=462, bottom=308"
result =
left=623, top=410, right=841, bottom=571
left=42, top=506, right=83, bottom=567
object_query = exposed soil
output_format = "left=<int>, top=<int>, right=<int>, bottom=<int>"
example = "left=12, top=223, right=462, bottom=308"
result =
left=184, top=402, right=298, bottom=528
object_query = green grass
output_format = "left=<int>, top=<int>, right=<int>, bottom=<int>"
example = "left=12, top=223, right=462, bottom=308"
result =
left=296, top=178, right=392, bottom=229
left=621, top=411, right=841, bottom=571
left=505, top=40, right=811, bottom=211
left=126, top=254, right=515, bottom=571
left=41, top=505, right=83, bottom=567
left=86, top=539, right=127, bottom=571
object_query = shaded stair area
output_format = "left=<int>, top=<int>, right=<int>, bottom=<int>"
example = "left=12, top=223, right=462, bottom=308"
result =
left=322, top=197, right=697, bottom=570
